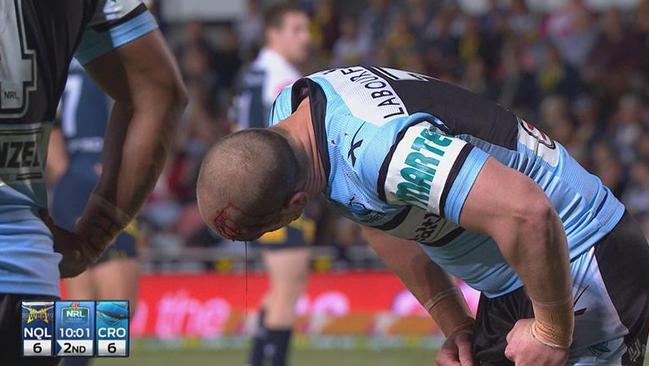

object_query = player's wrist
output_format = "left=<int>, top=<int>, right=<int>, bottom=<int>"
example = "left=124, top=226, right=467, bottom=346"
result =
left=529, top=296, right=574, bottom=349
left=75, top=193, right=132, bottom=258
left=425, top=287, right=474, bottom=337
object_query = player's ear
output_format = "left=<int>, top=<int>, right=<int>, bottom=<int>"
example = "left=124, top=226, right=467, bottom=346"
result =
left=285, top=192, right=308, bottom=210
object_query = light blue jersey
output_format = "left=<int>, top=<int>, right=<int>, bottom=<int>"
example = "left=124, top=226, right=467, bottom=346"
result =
left=0, top=0, right=157, bottom=296
left=270, top=66, right=625, bottom=298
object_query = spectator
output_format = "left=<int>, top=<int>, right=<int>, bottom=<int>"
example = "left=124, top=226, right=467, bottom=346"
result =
left=537, top=44, right=582, bottom=100
left=610, top=94, right=646, bottom=163
left=623, top=160, right=649, bottom=213
left=236, top=0, right=264, bottom=59
left=310, top=0, right=340, bottom=55
left=332, top=16, right=369, bottom=66
left=384, top=11, right=416, bottom=68
left=497, top=42, right=539, bottom=116
left=586, top=7, right=644, bottom=108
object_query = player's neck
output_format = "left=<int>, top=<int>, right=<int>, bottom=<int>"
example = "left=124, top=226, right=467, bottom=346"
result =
left=273, top=98, right=326, bottom=198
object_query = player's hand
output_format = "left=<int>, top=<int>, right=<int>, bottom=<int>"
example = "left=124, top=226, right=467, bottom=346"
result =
left=505, top=319, right=569, bottom=366
left=40, top=209, right=92, bottom=278
left=436, top=329, right=474, bottom=366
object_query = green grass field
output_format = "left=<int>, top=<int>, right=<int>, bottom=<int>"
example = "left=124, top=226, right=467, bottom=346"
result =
left=88, top=337, right=649, bottom=366
left=91, top=348, right=649, bottom=366
left=94, top=348, right=437, bottom=366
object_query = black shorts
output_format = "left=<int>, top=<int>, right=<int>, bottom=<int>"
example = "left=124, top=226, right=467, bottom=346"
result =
left=0, top=294, right=60, bottom=366
left=472, top=211, right=649, bottom=365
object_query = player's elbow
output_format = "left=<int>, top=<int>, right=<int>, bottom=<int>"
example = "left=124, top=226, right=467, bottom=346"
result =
left=520, top=195, right=555, bottom=234
left=134, top=62, right=188, bottom=120
left=157, top=70, right=188, bottom=116
left=509, top=179, right=555, bottom=238
left=497, top=179, right=567, bottom=270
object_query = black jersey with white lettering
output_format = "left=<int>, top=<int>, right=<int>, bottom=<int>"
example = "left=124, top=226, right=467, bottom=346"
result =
left=0, top=0, right=157, bottom=296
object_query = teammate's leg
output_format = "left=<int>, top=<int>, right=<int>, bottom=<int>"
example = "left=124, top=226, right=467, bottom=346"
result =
left=263, top=247, right=310, bottom=327
left=248, top=247, right=310, bottom=366
left=59, top=265, right=96, bottom=366
left=61, top=231, right=138, bottom=366
left=63, top=272, right=97, bottom=301
left=93, top=259, right=139, bottom=306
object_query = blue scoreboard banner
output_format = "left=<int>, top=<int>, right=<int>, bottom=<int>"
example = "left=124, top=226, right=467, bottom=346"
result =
left=55, top=301, right=95, bottom=356
left=22, top=301, right=55, bottom=356
left=21, top=300, right=129, bottom=358
left=96, top=301, right=129, bottom=356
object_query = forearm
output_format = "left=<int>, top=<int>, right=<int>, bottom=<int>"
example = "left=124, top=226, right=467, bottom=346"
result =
left=94, top=100, right=177, bottom=214
left=363, top=228, right=473, bottom=336
left=458, top=158, right=574, bottom=349
left=76, top=31, right=186, bottom=253
left=74, top=96, right=180, bottom=251
left=499, top=204, right=574, bottom=348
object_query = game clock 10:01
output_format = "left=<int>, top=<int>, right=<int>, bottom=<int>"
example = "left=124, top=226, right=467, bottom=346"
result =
left=22, top=300, right=129, bottom=358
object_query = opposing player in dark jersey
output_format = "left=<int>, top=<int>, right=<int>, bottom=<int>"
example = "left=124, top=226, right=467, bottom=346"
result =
left=47, top=62, right=140, bottom=366
left=197, top=66, right=649, bottom=365
left=232, top=5, right=312, bottom=366
left=0, top=0, right=186, bottom=363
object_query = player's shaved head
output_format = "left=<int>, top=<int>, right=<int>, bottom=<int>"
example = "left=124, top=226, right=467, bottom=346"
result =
left=196, top=129, right=302, bottom=241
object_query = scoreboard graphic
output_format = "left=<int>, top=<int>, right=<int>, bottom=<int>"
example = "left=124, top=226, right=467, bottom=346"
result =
left=96, top=301, right=129, bottom=356
left=21, top=301, right=54, bottom=356
left=22, top=301, right=129, bottom=358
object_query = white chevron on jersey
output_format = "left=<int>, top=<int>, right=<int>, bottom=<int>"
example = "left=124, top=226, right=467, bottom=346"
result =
left=311, top=67, right=408, bottom=126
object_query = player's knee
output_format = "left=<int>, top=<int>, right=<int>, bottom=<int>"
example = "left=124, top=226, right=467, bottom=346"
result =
left=273, top=277, right=307, bottom=301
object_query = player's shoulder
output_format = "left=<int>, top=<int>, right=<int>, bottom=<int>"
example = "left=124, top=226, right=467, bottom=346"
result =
left=268, top=85, right=294, bottom=127
left=356, top=113, right=462, bottom=203
left=254, top=49, right=300, bottom=81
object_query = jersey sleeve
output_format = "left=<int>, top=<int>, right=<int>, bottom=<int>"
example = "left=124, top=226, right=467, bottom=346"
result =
left=268, top=86, right=294, bottom=127
left=379, top=121, right=489, bottom=224
left=74, top=0, right=158, bottom=65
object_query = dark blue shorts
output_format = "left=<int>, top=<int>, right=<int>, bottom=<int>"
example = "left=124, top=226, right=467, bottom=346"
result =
left=253, top=215, right=315, bottom=250
left=51, top=167, right=138, bottom=266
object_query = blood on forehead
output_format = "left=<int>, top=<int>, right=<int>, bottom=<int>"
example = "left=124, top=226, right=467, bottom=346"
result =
left=211, top=202, right=274, bottom=240
left=212, top=203, right=241, bottom=239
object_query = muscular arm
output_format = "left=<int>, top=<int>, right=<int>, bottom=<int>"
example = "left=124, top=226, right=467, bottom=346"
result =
left=46, top=127, right=68, bottom=186
left=79, top=30, right=187, bottom=254
left=362, top=226, right=473, bottom=336
left=460, top=157, right=573, bottom=348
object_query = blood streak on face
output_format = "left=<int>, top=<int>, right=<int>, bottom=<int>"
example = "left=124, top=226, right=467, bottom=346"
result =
left=212, top=203, right=244, bottom=240
left=211, top=203, right=274, bottom=241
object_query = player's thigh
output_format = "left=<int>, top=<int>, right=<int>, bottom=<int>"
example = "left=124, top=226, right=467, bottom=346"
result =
left=63, top=270, right=96, bottom=300
left=262, top=247, right=311, bottom=289
left=0, top=293, right=61, bottom=366
left=92, top=230, right=140, bottom=302
left=93, top=259, right=139, bottom=304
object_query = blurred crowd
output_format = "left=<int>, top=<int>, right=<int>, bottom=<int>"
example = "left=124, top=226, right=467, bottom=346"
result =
left=139, top=0, right=649, bottom=266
